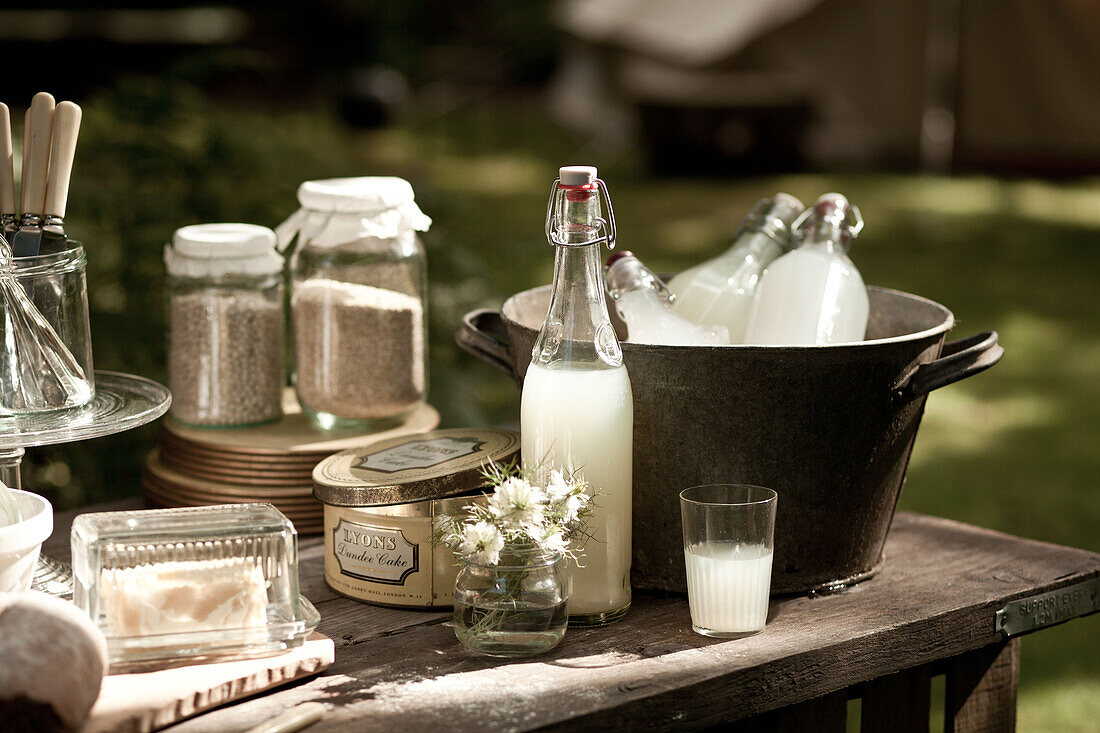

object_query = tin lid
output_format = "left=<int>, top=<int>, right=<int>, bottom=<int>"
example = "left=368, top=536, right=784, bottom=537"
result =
left=313, top=428, right=520, bottom=507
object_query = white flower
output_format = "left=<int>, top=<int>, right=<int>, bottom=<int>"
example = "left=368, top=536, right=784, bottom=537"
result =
left=434, top=514, right=458, bottom=537
left=545, top=469, right=572, bottom=500
left=489, top=477, right=546, bottom=527
left=540, top=528, right=569, bottom=556
left=561, top=491, right=589, bottom=524
left=522, top=521, right=547, bottom=543
left=459, top=521, right=505, bottom=565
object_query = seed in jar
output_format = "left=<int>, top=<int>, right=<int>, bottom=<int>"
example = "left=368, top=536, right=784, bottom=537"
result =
left=168, top=291, right=284, bottom=426
left=292, top=278, right=424, bottom=421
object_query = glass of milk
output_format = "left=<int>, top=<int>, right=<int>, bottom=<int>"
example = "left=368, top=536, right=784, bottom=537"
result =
left=680, top=484, right=777, bottom=638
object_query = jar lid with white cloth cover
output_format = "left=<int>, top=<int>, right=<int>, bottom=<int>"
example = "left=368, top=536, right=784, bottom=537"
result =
left=274, top=177, right=432, bottom=250
left=279, top=177, right=432, bottom=431
left=164, top=223, right=284, bottom=278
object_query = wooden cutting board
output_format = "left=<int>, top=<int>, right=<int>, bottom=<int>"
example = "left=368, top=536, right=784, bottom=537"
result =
left=84, top=633, right=335, bottom=733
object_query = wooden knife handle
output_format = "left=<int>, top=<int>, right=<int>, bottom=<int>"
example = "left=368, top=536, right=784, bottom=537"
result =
left=44, top=101, right=81, bottom=220
left=19, top=92, right=55, bottom=217
left=0, top=104, right=15, bottom=218
left=21, top=108, right=29, bottom=213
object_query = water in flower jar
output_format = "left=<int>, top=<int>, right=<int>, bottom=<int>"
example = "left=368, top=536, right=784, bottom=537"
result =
left=744, top=193, right=869, bottom=345
left=453, top=545, right=569, bottom=657
left=521, top=166, right=633, bottom=626
left=668, top=194, right=803, bottom=343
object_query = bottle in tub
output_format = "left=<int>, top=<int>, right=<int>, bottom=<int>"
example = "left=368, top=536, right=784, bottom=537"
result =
left=744, top=193, right=869, bottom=345
left=668, top=194, right=803, bottom=343
left=605, top=251, right=728, bottom=346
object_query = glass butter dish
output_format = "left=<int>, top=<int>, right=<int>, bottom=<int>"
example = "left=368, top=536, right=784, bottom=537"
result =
left=71, top=503, right=319, bottom=668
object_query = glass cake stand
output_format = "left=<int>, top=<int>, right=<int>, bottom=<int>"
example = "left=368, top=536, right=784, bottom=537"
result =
left=0, top=371, right=172, bottom=596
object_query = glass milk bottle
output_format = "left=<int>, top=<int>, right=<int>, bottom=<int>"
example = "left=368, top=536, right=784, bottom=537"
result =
left=668, top=194, right=803, bottom=343
left=744, top=193, right=869, bottom=345
left=605, top=251, right=728, bottom=346
left=521, top=165, right=633, bottom=627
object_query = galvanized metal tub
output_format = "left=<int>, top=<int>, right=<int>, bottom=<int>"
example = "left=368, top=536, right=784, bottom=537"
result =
left=457, top=285, right=1003, bottom=595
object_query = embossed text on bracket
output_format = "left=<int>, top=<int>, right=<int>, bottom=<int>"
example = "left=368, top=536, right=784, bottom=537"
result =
left=996, top=577, right=1100, bottom=637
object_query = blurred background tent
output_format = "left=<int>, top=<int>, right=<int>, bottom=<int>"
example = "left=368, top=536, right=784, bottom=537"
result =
left=0, top=1, right=1096, bottom=730
left=552, top=0, right=1100, bottom=174
left=3, top=0, right=1099, bottom=174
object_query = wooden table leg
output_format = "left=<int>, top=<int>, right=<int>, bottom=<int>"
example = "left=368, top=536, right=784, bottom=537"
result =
left=945, top=638, right=1020, bottom=733
left=725, top=690, right=848, bottom=732
left=861, top=665, right=932, bottom=732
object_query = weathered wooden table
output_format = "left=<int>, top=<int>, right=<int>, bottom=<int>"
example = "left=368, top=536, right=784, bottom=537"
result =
left=46, top=504, right=1099, bottom=732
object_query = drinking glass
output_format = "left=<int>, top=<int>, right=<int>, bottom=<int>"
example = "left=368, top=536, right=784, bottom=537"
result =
left=680, top=484, right=777, bottom=638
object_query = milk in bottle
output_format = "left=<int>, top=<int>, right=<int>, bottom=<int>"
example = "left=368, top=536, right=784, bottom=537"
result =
left=744, top=193, right=869, bottom=345
left=605, top=251, right=728, bottom=346
left=668, top=194, right=803, bottom=343
left=521, top=165, right=633, bottom=626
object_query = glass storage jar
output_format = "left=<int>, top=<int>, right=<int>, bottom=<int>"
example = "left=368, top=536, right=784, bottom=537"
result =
left=164, top=223, right=285, bottom=427
left=277, top=177, right=431, bottom=430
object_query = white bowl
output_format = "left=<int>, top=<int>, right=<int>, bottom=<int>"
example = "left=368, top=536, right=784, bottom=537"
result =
left=0, top=490, right=53, bottom=592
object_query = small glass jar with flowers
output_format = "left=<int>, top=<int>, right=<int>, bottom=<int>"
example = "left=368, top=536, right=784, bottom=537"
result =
left=435, top=462, right=592, bottom=657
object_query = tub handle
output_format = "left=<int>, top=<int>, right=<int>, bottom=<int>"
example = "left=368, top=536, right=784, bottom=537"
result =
left=894, top=331, right=1004, bottom=402
left=456, top=308, right=516, bottom=378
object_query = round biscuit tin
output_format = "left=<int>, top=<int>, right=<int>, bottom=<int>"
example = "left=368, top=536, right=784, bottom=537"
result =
left=313, top=428, right=520, bottom=608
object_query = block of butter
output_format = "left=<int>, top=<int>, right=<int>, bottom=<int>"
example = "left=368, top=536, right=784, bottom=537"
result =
left=71, top=503, right=319, bottom=667
left=100, top=558, right=269, bottom=637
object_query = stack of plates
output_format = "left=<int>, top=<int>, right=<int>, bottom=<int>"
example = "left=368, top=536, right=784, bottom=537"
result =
left=143, top=391, right=441, bottom=534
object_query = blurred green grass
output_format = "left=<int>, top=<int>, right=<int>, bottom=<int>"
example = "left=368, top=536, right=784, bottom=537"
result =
left=31, top=79, right=1099, bottom=729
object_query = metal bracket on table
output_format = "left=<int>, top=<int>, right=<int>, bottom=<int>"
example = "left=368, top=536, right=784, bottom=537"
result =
left=996, top=577, right=1100, bottom=637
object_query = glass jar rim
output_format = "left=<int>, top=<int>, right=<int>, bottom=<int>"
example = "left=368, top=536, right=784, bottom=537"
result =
left=10, top=241, right=86, bottom=276
left=166, top=270, right=283, bottom=283
left=679, top=483, right=777, bottom=507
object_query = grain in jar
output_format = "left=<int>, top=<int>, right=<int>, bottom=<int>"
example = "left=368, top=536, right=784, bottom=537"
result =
left=278, top=177, right=431, bottom=430
left=292, top=279, right=424, bottom=420
left=165, top=223, right=285, bottom=427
